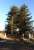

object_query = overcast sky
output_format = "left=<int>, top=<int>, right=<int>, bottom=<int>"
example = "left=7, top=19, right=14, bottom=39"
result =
left=0, top=0, right=34, bottom=31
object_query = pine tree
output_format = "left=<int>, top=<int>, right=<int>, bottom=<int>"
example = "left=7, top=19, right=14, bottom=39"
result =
left=18, top=4, right=33, bottom=38
left=5, top=4, right=33, bottom=39
left=5, top=6, right=19, bottom=35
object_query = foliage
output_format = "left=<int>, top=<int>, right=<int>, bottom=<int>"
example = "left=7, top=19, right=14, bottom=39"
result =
left=5, top=6, right=19, bottom=34
left=5, top=4, right=33, bottom=39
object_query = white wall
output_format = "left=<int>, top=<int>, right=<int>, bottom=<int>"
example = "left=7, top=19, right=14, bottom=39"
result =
left=29, top=34, right=33, bottom=39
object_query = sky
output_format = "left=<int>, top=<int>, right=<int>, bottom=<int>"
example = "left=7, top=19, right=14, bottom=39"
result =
left=0, top=0, right=34, bottom=31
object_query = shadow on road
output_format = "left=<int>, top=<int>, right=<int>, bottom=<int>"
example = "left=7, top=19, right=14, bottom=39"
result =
left=0, top=40, right=34, bottom=50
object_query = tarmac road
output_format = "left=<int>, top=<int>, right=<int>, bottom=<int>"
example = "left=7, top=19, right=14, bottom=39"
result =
left=0, top=40, right=34, bottom=50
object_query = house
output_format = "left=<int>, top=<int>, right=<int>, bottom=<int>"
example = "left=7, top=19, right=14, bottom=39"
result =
left=22, top=31, right=34, bottom=39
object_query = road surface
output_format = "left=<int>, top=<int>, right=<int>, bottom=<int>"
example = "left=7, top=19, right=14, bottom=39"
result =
left=0, top=40, right=34, bottom=50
